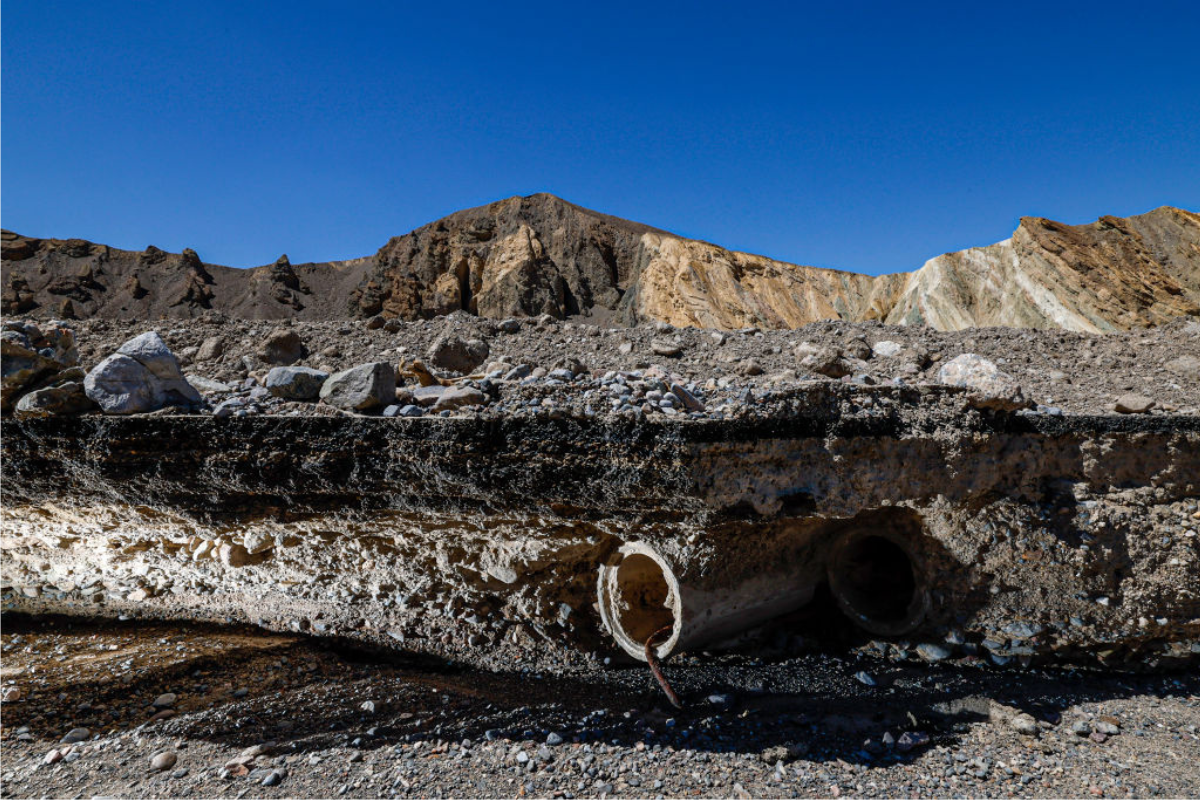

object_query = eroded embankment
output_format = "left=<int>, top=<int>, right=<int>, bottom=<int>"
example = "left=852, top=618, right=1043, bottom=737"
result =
left=2, top=385, right=1199, bottom=670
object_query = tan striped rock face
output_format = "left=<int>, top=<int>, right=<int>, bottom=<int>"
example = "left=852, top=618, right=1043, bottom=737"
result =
left=883, top=208, right=1200, bottom=332
left=3, top=194, right=1197, bottom=331
left=626, top=233, right=908, bottom=330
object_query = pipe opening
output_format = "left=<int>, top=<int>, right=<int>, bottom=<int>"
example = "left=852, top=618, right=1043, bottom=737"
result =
left=597, top=544, right=682, bottom=661
left=828, top=531, right=928, bottom=636
left=614, top=553, right=675, bottom=645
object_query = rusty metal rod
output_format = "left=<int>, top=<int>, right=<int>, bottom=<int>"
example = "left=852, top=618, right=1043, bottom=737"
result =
left=644, top=625, right=683, bottom=709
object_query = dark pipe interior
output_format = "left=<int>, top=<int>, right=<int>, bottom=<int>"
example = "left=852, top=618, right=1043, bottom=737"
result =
left=833, top=534, right=918, bottom=624
left=615, top=553, right=675, bottom=645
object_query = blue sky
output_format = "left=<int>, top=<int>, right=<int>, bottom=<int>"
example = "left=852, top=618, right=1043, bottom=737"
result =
left=3, top=1, right=1198, bottom=275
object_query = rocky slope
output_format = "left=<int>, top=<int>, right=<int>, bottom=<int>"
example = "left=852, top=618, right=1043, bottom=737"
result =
left=4, top=195, right=1198, bottom=331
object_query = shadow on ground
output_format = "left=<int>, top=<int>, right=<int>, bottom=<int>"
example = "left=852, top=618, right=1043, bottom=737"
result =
left=3, top=613, right=1196, bottom=769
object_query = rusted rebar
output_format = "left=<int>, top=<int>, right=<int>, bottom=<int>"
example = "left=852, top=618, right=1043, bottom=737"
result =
left=644, top=625, right=682, bottom=709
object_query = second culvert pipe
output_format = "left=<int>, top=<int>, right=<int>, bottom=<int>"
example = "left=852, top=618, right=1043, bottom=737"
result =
left=596, top=537, right=823, bottom=661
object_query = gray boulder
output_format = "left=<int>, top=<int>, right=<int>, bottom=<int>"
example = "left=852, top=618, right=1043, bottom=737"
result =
left=118, top=332, right=183, bottom=380
left=84, top=355, right=158, bottom=414
left=85, top=332, right=200, bottom=414
left=13, top=381, right=94, bottom=419
left=319, top=362, right=395, bottom=411
left=266, top=366, right=329, bottom=400
left=427, top=335, right=489, bottom=373
left=187, top=375, right=234, bottom=394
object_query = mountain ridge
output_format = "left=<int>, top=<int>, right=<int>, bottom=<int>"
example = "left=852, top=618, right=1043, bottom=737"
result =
left=3, top=194, right=1198, bottom=332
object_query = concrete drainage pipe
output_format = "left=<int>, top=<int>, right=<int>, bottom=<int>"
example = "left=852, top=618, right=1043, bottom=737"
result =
left=826, top=528, right=929, bottom=636
left=597, top=540, right=819, bottom=661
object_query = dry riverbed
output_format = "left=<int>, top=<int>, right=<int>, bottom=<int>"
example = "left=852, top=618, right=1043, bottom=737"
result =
left=1, top=615, right=1197, bottom=799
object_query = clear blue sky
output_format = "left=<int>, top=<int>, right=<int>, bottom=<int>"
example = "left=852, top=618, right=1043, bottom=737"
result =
left=3, top=1, right=1198, bottom=275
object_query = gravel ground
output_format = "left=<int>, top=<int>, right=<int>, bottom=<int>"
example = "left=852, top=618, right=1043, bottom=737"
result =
left=1, top=615, right=1198, bottom=799
left=45, top=313, right=1200, bottom=418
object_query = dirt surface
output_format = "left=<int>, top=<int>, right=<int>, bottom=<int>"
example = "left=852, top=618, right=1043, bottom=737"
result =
left=41, top=312, right=1200, bottom=417
left=1, top=615, right=1198, bottom=799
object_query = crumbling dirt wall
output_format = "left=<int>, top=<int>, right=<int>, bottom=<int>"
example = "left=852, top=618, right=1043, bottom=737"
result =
left=3, top=388, right=1198, bottom=669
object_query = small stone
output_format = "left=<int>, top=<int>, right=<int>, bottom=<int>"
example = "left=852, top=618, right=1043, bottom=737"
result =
left=262, top=769, right=285, bottom=786
left=1095, top=717, right=1121, bottom=735
left=360, top=700, right=376, bottom=714
left=739, top=358, right=764, bottom=376
left=257, top=330, right=306, bottom=365
left=872, top=340, right=904, bottom=358
left=1071, top=719, right=1092, bottom=736
left=153, top=692, right=177, bottom=708
left=796, top=343, right=852, bottom=378
left=196, top=337, right=224, bottom=361
left=218, top=543, right=252, bottom=568
left=61, top=727, right=90, bottom=744
left=427, top=335, right=489, bottom=373
left=854, top=671, right=877, bottom=687
left=1, top=686, right=21, bottom=702
left=915, top=642, right=952, bottom=662
left=895, top=731, right=929, bottom=753
left=1010, top=713, right=1039, bottom=736
left=431, top=386, right=488, bottom=411
left=44, top=749, right=63, bottom=765
left=546, top=732, right=563, bottom=746
left=244, top=531, right=274, bottom=555
left=650, top=340, right=682, bottom=358
left=760, top=743, right=806, bottom=763
left=150, top=751, right=178, bottom=772
left=186, top=375, right=233, bottom=394
left=502, top=364, right=532, bottom=381
left=1114, top=393, right=1155, bottom=414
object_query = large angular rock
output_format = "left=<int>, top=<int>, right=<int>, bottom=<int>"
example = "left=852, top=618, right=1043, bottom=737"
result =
left=84, top=332, right=200, bottom=414
left=319, top=362, right=395, bottom=411
left=14, top=381, right=94, bottom=419
left=84, top=355, right=158, bottom=414
left=257, top=330, right=306, bottom=365
left=2, top=331, right=58, bottom=412
left=266, top=366, right=328, bottom=401
left=427, top=335, right=489, bottom=374
left=938, top=354, right=1028, bottom=410
left=1, top=323, right=79, bottom=413
left=118, top=332, right=192, bottom=386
